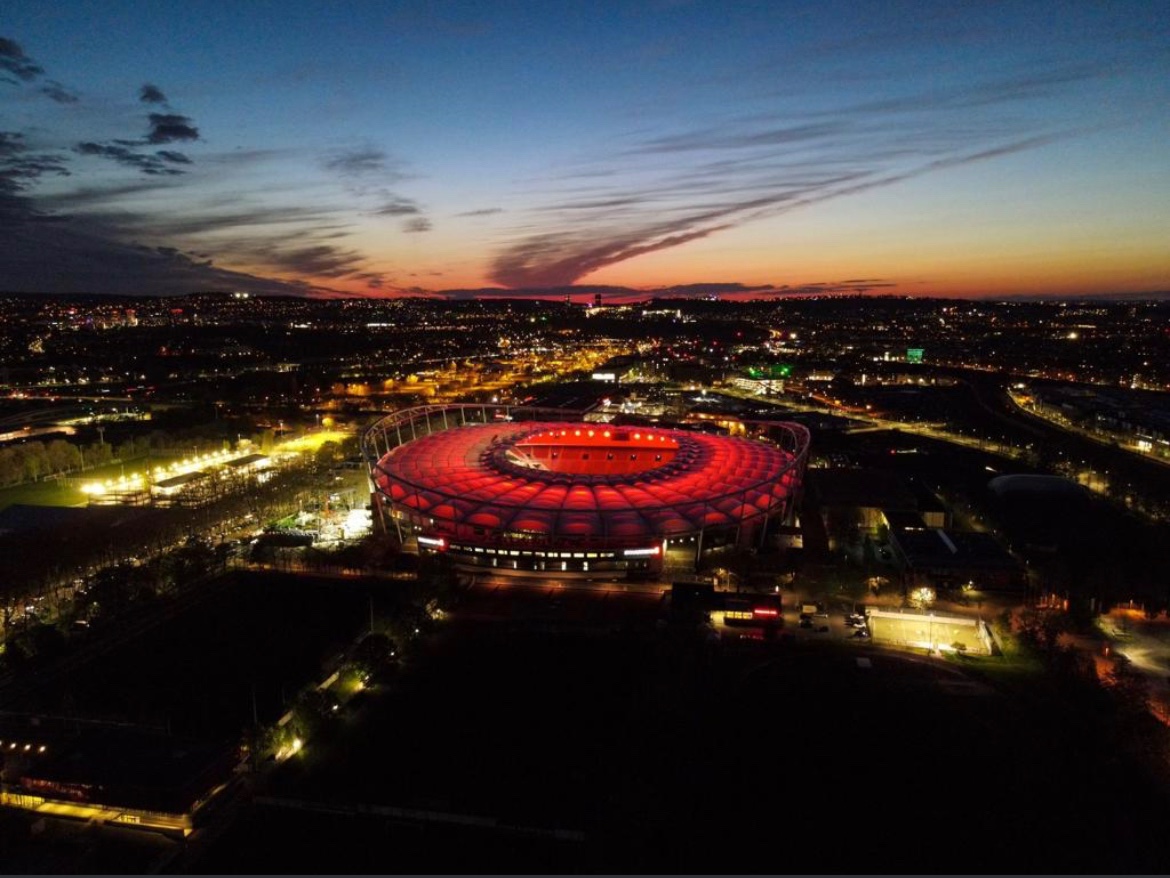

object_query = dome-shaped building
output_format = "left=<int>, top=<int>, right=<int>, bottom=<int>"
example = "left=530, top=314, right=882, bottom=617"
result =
left=364, top=405, right=809, bottom=576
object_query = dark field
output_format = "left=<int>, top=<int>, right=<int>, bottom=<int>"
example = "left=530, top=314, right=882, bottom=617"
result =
left=11, top=572, right=404, bottom=741
left=191, top=600, right=1170, bottom=874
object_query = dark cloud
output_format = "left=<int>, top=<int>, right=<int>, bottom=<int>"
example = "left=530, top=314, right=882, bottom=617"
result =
left=9, top=172, right=382, bottom=293
left=264, top=244, right=366, bottom=276
left=632, top=121, right=843, bottom=155
left=217, top=240, right=379, bottom=284
left=403, top=217, right=432, bottom=233
left=40, top=81, right=79, bottom=103
left=352, top=272, right=384, bottom=289
left=768, top=280, right=897, bottom=295
left=74, top=142, right=185, bottom=176
left=374, top=197, right=421, bottom=216
left=323, top=147, right=394, bottom=177
left=0, top=201, right=333, bottom=296
left=139, top=83, right=167, bottom=104
left=456, top=207, right=503, bottom=217
left=535, top=197, right=645, bottom=212
left=146, top=113, right=199, bottom=144
left=0, top=37, right=44, bottom=83
left=73, top=93, right=201, bottom=177
left=203, top=148, right=288, bottom=166
left=156, top=150, right=191, bottom=164
left=432, top=280, right=898, bottom=302
left=37, top=178, right=184, bottom=208
left=0, top=132, right=70, bottom=198
left=0, top=64, right=381, bottom=296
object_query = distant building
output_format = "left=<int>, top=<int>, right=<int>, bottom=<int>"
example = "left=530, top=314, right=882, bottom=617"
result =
left=809, top=469, right=948, bottom=543
left=886, top=524, right=1023, bottom=591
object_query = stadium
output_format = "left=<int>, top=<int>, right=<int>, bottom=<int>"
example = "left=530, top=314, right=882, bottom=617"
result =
left=363, top=404, right=809, bottom=577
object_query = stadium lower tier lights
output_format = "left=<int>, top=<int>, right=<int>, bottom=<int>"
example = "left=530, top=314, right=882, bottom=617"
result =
left=363, top=405, right=810, bottom=577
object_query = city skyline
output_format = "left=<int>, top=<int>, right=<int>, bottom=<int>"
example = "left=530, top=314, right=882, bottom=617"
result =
left=3, top=1, right=1169, bottom=299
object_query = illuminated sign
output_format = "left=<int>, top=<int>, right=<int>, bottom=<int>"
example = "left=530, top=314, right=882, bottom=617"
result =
left=417, top=535, right=446, bottom=549
left=906, top=348, right=925, bottom=364
left=622, top=546, right=661, bottom=557
left=747, top=363, right=793, bottom=380
left=591, top=372, right=617, bottom=382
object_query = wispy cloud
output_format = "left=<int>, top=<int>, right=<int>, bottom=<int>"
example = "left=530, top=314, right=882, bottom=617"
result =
left=374, top=196, right=421, bottom=216
left=74, top=141, right=187, bottom=176
left=322, top=146, right=402, bottom=179
left=489, top=65, right=1100, bottom=288
left=324, top=146, right=430, bottom=244
left=41, top=81, right=79, bottom=103
left=456, top=207, right=504, bottom=217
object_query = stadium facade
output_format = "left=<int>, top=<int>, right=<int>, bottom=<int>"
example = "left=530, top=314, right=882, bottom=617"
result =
left=363, top=404, right=809, bottom=576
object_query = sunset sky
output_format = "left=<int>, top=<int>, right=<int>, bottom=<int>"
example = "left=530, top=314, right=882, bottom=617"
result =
left=2, top=1, right=1168, bottom=298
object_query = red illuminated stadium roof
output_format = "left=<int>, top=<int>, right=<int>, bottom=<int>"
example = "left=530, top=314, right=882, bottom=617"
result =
left=372, top=420, right=807, bottom=547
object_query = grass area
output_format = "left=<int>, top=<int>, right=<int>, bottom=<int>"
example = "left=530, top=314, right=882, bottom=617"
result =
left=945, top=649, right=1045, bottom=690
left=0, top=477, right=84, bottom=510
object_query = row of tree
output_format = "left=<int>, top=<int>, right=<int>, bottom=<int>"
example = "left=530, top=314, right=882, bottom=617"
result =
left=0, top=427, right=293, bottom=489
left=0, top=438, right=103, bottom=486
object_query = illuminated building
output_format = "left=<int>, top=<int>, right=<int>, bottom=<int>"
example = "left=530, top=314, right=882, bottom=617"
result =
left=0, top=729, right=236, bottom=837
left=364, top=405, right=809, bottom=576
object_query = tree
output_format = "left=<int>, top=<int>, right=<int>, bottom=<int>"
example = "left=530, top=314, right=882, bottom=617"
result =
left=352, top=632, right=397, bottom=678
left=29, top=623, right=67, bottom=661
left=1014, top=607, right=1071, bottom=654
left=46, top=439, right=81, bottom=474
left=825, top=505, right=863, bottom=547
left=291, top=688, right=339, bottom=740
left=314, top=441, right=341, bottom=468
left=15, top=442, right=49, bottom=481
left=908, top=586, right=936, bottom=611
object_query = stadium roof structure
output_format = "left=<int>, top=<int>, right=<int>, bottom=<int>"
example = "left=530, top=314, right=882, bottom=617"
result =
left=366, top=405, right=809, bottom=550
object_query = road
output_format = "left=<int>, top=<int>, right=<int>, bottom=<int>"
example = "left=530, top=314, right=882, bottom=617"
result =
left=452, top=577, right=666, bottom=631
left=1093, top=608, right=1170, bottom=722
